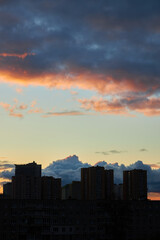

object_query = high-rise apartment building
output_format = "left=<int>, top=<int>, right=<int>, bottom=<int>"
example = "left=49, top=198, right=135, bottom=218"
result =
left=62, top=181, right=81, bottom=200
left=123, top=169, right=147, bottom=200
left=81, top=166, right=114, bottom=200
left=114, top=184, right=123, bottom=200
left=105, top=169, right=114, bottom=200
left=41, top=176, right=61, bottom=200
left=3, top=182, right=12, bottom=199
left=12, top=161, right=41, bottom=199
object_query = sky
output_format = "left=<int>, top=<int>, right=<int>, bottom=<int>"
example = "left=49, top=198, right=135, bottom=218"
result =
left=0, top=0, right=160, bottom=199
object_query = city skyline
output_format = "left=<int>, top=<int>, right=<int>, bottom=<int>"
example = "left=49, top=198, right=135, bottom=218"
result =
left=1, top=156, right=160, bottom=200
left=0, top=0, right=160, bottom=201
left=2, top=160, right=147, bottom=201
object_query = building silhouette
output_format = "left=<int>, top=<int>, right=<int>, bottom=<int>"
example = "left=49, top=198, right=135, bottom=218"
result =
left=81, top=166, right=114, bottom=200
left=123, top=169, right=147, bottom=200
left=114, top=184, right=123, bottom=200
left=41, top=176, right=61, bottom=200
left=3, top=182, right=12, bottom=199
left=12, top=161, right=41, bottom=199
left=62, top=181, right=81, bottom=200
left=105, top=169, right=114, bottom=200
left=0, top=199, right=159, bottom=240
left=1, top=161, right=158, bottom=239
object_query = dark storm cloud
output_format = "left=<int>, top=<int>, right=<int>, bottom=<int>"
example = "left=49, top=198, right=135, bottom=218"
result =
left=0, top=0, right=160, bottom=107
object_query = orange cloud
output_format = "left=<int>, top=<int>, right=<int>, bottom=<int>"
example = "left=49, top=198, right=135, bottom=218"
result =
left=16, top=88, right=23, bottom=94
left=0, top=52, right=35, bottom=59
left=28, top=108, right=43, bottom=114
left=43, top=111, right=86, bottom=117
left=9, top=111, right=23, bottom=118
left=148, top=192, right=160, bottom=200
left=28, top=101, right=43, bottom=114
left=79, top=97, right=129, bottom=115
left=30, top=100, right=37, bottom=108
left=0, top=65, right=160, bottom=116
left=148, top=164, right=160, bottom=169
left=0, top=101, right=24, bottom=118
left=18, top=104, right=28, bottom=110
left=70, top=90, right=78, bottom=96
left=79, top=97, right=160, bottom=116
left=0, top=102, right=11, bottom=110
left=0, top=69, right=154, bottom=95
left=0, top=99, right=43, bottom=118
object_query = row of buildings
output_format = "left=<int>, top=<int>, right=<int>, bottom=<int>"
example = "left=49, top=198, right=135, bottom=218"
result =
left=1, top=162, right=158, bottom=240
left=3, top=161, right=147, bottom=200
left=0, top=199, right=159, bottom=240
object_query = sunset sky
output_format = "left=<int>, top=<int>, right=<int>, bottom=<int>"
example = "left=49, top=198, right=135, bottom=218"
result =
left=0, top=0, right=160, bottom=199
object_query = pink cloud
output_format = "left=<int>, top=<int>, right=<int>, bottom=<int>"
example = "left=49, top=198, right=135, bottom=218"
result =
left=18, top=104, right=28, bottom=110
left=148, top=164, right=160, bottom=169
left=43, top=111, right=85, bottom=117
left=70, top=90, right=78, bottom=96
left=0, top=69, right=156, bottom=95
left=0, top=52, right=35, bottom=59
left=16, top=88, right=23, bottom=94
left=79, top=97, right=128, bottom=115
left=0, top=101, right=24, bottom=118
left=28, top=108, right=43, bottom=114
left=30, top=100, right=37, bottom=108
left=0, top=99, right=43, bottom=118
left=9, top=112, right=23, bottom=118
left=79, top=96, right=160, bottom=116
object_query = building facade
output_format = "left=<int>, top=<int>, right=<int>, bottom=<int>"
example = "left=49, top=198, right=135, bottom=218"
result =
left=3, top=182, right=12, bottom=199
left=41, top=176, right=61, bottom=200
left=81, top=166, right=114, bottom=200
left=0, top=199, right=159, bottom=240
left=62, top=181, right=81, bottom=200
left=12, top=161, right=41, bottom=199
left=123, top=169, right=147, bottom=200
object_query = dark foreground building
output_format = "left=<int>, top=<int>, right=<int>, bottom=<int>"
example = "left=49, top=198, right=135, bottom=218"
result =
left=12, top=161, right=42, bottom=199
left=0, top=199, right=159, bottom=240
left=123, top=169, right=147, bottom=200
left=81, top=166, right=114, bottom=200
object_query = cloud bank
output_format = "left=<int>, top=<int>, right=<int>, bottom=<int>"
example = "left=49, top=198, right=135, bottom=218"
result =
left=43, top=155, right=91, bottom=185
left=0, top=0, right=160, bottom=115
left=0, top=155, right=160, bottom=193
left=42, top=155, right=160, bottom=192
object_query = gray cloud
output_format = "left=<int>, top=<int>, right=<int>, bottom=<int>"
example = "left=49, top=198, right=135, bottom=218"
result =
left=140, top=148, right=148, bottom=152
left=110, top=150, right=126, bottom=154
left=95, top=152, right=110, bottom=155
left=0, top=168, right=15, bottom=179
left=0, top=160, right=14, bottom=170
left=0, top=0, right=160, bottom=114
left=95, top=150, right=126, bottom=155
left=43, top=155, right=160, bottom=192
left=43, top=111, right=86, bottom=117
left=0, top=155, right=159, bottom=193
left=43, top=155, right=91, bottom=185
